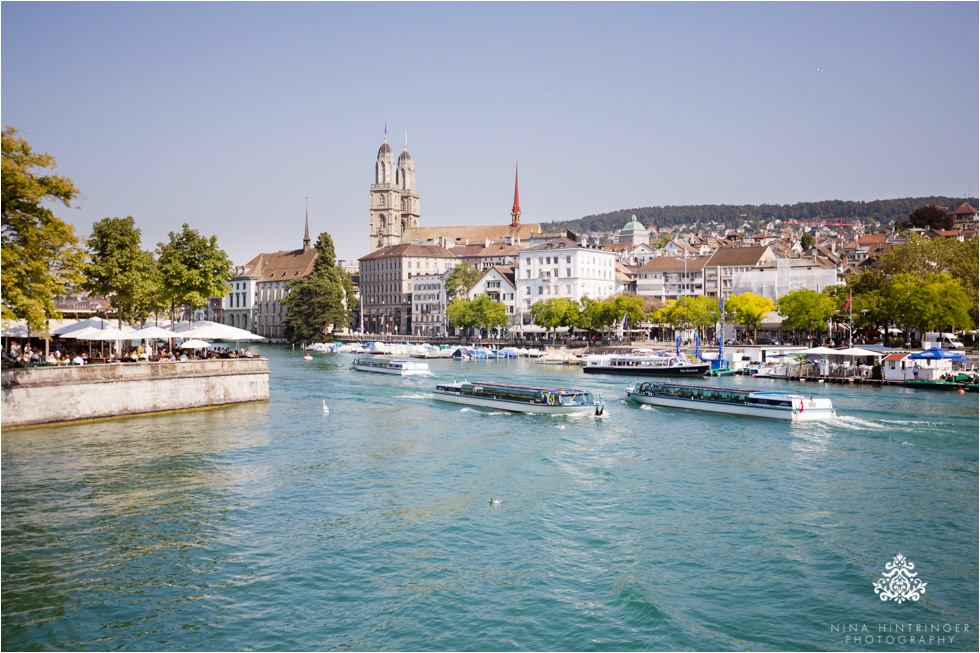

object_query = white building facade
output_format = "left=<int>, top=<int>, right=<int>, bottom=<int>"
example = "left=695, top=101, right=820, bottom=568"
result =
left=468, top=266, right=518, bottom=326
left=516, top=238, right=618, bottom=324
left=411, top=269, right=453, bottom=337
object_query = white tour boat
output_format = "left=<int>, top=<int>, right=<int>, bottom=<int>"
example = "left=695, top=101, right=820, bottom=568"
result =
left=582, top=353, right=710, bottom=376
left=433, top=381, right=605, bottom=415
left=352, top=356, right=430, bottom=376
left=625, top=381, right=836, bottom=421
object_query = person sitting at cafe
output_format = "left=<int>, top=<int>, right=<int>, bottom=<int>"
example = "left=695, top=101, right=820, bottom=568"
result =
left=71, top=353, right=85, bottom=365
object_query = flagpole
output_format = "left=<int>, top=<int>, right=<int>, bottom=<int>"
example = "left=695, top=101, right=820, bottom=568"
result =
left=848, top=291, right=853, bottom=347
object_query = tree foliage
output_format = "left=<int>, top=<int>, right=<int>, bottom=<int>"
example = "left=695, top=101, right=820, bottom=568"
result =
left=800, top=232, right=816, bottom=251
left=447, top=295, right=509, bottom=335
left=1, top=126, right=85, bottom=333
left=281, top=233, right=351, bottom=344
left=775, top=289, right=837, bottom=334
left=902, top=205, right=954, bottom=231
left=156, top=224, right=232, bottom=327
left=445, top=263, right=482, bottom=301
left=724, top=292, right=774, bottom=340
left=886, top=272, right=972, bottom=333
left=84, top=216, right=161, bottom=326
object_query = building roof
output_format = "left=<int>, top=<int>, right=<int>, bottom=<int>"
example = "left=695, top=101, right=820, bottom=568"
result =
left=243, top=247, right=318, bottom=282
left=598, top=242, right=634, bottom=253
left=856, top=234, right=887, bottom=246
left=949, top=202, right=978, bottom=216
left=620, top=214, right=647, bottom=233
left=883, top=353, right=909, bottom=362
left=402, top=223, right=540, bottom=246
left=524, top=237, right=603, bottom=251
left=637, top=256, right=710, bottom=272
left=479, top=265, right=517, bottom=288
left=705, top=246, right=772, bottom=267
left=477, top=243, right=521, bottom=257
left=358, top=243, right=456, bottom=261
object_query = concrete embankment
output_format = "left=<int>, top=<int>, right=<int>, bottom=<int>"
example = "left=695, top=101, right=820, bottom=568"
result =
left=1, top=358, right=269, bottom=429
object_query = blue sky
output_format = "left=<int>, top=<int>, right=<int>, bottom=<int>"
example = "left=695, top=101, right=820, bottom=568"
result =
left=3, top=1, right=977, bottom=264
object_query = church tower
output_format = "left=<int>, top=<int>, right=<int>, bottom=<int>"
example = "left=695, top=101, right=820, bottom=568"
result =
left=397, top=131, right=420, bottom=235
left=370, top=128, right=420, bottom=253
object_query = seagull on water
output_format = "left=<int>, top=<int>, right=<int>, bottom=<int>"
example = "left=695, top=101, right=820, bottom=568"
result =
left=322, top=400, right=330, bottom=414
left=555, top=425, right=566, bottom=430
left=489, top=498, right=501, bottom=504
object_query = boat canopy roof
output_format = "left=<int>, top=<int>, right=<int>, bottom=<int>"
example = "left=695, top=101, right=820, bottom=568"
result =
left=455, top=381, right=592, bottom=395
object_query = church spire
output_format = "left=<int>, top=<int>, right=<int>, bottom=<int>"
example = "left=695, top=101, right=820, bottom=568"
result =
left=303, top=197, right=311, bottom=251
left=510, top=158, right=521, bottom=228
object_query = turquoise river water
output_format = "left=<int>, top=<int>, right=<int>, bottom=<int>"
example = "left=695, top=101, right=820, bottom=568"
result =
left=2, top=346, right=977, bottom=651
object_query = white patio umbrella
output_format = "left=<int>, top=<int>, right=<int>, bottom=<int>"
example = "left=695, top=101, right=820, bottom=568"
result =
left=183, top=324, right=264, bottom=341
left=179, top=339, right=211, bottom=349
left=85, top=327, right=132, bottom=341
left=130, top=326, right=181, bottom=340
left=836, top=347, right=885, bottom=357
left=58, top=326, right=111, bottom=340
left=53, top=317, right=133, bottom=336
left=798, top=347, right=842, bottom=356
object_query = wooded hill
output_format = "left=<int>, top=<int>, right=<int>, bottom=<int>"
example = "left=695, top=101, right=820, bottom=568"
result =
left=547, top=196, right=978, bottom=235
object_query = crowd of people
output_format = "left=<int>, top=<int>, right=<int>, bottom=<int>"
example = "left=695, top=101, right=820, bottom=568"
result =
left=2, top=340, right=254, bottom=367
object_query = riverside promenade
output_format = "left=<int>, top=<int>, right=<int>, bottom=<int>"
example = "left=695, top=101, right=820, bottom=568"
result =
left=1, top=358, right=269, bottom=429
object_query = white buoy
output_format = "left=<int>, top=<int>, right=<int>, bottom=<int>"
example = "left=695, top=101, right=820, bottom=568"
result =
left=322, top=400, right=329, bottom=414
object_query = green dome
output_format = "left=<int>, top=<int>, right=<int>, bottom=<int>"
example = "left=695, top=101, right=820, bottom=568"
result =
left=620, top=215, right=647, bottom=233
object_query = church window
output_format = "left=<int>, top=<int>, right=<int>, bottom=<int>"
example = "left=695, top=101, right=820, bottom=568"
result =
left=379, top=196, right=385, bottom=207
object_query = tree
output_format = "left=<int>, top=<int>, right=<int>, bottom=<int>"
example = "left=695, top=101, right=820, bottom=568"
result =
left=445, top=263, right=482, bottom=301
left=447, top=298, right=479, bottom=335
left=775, top=289, right=836, bottom=337
left=1, top=126, right=85, bottom=333
left=84, top=216, right=160, bottom=326
left=886, top=272, right=972, bottom=334
left=724, top=292, right=773, bottom=341
left=530, top=298, right=569, bottom=339
left=575, top=297, right=613, bottom=337
left=800, top=232, right=816, bottom=251
left=902, top=205, right=953, bottom=231
left=281, top=233, right=351, bottom=344
left=469, top=295, right=509, bottom=335
left=156, top=224, right=233, bottom=327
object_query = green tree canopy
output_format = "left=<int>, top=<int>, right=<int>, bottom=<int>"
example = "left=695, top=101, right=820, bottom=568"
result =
left=156, top=224, right=233, bottom=327
left=775, top=288, right=836, bottom=334
left=468, top=295, right=509, bottom=333
left=1, top=126, right=85, bottom=333
left=445, top=263, right=482, bottom=301
left=800, top=232, right=816, bottom=251
left=886, top=272, right=972, bottom=334
left=447, top=298, right=479, bottom=332
left=281, top=233, right=351, bottom=344
left=84, top=216, right=161, bottom=326
left=724, top=292, right=773, bottom=341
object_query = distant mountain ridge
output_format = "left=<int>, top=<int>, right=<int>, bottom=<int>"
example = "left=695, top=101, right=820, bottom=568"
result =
left=547, top=197, right=978, bottom=235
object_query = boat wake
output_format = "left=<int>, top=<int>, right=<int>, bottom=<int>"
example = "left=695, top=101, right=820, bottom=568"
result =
left=394, top=393, right=430, bottom=399
left=459, top=407, right=510, bottom=416
left=831, top=416, right=893, bottom=431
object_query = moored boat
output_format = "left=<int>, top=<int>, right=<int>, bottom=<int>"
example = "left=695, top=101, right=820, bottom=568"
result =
left=433, top=381, right=605, bottom=415
left=582, top=353, right=710, bottom=376
left=352, top=356, right=430, bottom=375
left=625, top=381, right=836, bottom=421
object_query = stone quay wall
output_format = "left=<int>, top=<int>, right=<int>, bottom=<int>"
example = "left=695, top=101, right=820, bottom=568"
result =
left=1, top=358, right=269, bottom=429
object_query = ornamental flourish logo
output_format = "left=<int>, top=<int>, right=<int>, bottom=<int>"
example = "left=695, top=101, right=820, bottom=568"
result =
left=873, top=553, right=926, bottom=603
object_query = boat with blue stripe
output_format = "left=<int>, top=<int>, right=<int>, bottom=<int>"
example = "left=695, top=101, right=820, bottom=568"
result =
left=625, top=381, right=836, bottom=421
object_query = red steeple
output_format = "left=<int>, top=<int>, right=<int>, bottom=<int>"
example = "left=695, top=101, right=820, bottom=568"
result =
left=510, top=159, right=521, bottom=228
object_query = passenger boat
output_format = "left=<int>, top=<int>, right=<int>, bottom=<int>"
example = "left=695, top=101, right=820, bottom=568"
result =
left=351, top=356, right=430, bottom=375
left=581, top=353, right=710, bottom=376
left=624, top=381, right=836, bottom=421
left=433, top=381, right=605, bottom=415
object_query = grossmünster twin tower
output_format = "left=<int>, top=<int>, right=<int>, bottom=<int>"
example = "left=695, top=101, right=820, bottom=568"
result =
left=367, top=132, right=539, bottom=254
left=368, top=132, right=420, bottom=252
